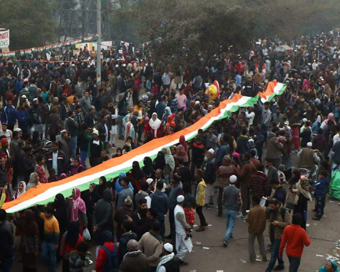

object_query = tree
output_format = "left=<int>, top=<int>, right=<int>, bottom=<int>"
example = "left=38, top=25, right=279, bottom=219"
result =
left=250, top=0, right=340, bottom=40
left=139, top=0, right=258, bottom=70
left=0, top=0, right=57, bottom=50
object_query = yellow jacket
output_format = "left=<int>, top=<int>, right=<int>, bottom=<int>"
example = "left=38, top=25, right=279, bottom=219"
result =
left=0, top=192, right=6, bottom=208
left=196, top=179, right=207, bottom=206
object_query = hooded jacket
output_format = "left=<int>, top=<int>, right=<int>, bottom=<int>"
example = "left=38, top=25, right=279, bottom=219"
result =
left=93, top=188, right=113, bottom=232
left=318, top=261, right=339, bottom=272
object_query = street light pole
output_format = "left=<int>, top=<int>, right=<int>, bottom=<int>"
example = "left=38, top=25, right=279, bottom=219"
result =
left=96, top=0, right=101, bottom=87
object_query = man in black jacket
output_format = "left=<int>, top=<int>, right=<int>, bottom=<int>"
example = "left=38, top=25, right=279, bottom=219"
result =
left=46, top=142, right=67, bottom=176
left=0, top=209, right=14, bottom=272
left=84, top=106, right=96, bottom=129
left=93, top=188, right=113, bottom=244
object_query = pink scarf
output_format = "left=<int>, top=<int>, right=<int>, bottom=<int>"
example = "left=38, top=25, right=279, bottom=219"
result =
left=71, top=188, right=86, bottom=222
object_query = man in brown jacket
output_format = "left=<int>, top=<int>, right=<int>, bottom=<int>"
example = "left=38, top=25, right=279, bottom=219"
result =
left=138, top=221, right=164, bottom=272
left=239, top=153, right=256, bottom=218
left=246, top=195, right=267, bottom=263
left=265, top=199, right=291, bottom=272
left=266, top=129, right=283, bottom=169
left=119, top=239, right=150, bottom=272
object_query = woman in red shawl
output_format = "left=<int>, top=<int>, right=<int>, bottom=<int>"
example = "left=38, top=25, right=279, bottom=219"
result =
left=174, top=144, right=189, bottom=164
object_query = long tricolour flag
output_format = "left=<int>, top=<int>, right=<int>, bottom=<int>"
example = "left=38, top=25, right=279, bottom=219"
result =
left=3, top=81, right=286, bottom=213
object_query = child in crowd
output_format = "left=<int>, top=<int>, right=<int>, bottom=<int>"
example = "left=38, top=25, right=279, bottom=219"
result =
left=183, top=201, right=195, bottom=240
left=313, top=171, right=330, bottom=221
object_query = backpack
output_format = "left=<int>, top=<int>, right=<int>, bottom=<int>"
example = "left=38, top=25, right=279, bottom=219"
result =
left=101, top=244, right=119, bottom=272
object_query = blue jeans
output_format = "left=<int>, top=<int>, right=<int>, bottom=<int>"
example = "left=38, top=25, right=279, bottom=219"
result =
left=70, top=136, right=77, bottom=159
left=119, top=115, right=124, bottom=138
left=288, top=256, right=301, bottom=272
left=41, top=241, right=57, bottom=272
left=80, top=151, right=88, bottom=169
left=224, top=210, right=237, bottom=242
left=266, top=239, right=284, bottom=272
left=316, top=196, right=325, bottom=219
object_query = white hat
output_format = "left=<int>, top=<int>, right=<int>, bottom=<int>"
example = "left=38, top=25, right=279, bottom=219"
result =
left=92, top=129, right=99, bottom=136
left=302, top=118, right=307, bottom=123
left=22, top=95, right=27, bottom=99
left=177, top=195, right=185, bottom=203
left=207, top=148, right=215, bottom=155
left=33, top=98, right=38, bottom=102
left=146, top=178, right=154, bottom=185
left=307, top=142, right=312, bottom=147
left=60, top=129, right=67, bottom=134
left=164, top=243, right=173, bottom=253
left=230, top=175, right=237, bottom=184
left=195, top=101, right=200, bottom=105
left=13, top=128, right=22, bottom=132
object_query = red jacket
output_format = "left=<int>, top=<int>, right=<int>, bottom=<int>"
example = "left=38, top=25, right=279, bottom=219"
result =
left=279, top=224, right=311, bottom=257
left=95, top=242, right=119, bottom=272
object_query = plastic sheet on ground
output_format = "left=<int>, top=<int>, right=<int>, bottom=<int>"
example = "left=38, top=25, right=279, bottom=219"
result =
left=328, top=170, right=340, bottom=200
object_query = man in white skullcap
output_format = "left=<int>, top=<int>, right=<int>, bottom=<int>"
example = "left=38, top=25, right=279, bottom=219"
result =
left=297, top=141, right=321, bottom=174
left=156, top=243, right=180, bottom=272
left=222, top=175, right=241, bottom=247
left=174, top=195, right=192, bottom=265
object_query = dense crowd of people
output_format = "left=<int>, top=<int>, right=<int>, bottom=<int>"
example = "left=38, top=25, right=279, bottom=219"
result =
left=0, top=30, right=340, bottom=272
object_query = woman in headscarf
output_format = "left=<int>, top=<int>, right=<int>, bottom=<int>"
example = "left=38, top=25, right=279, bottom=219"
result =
left=174, top=144, right=188, bottom=164
left=293, top=177, right=312, bottom=229
left=26, top=172, right=40, bottom=190
left=321, top=113, right=336, bottom=130
left=153, top=151, right=166, bottom=171
left=163, top=147, right=175, bottom=184
left=165, top=113, right=176, bottom=135
left=53, top=193, right=68, bottom=257
left=129, top=161, right=145, bottom=192
left=82, top=183, right=100, bottom=239
left=231, top=152, right=241, bottom=171
left=69, top=157, right=85, bottom=176
left=179, top=135, right=187, bottom=151
left=59, top=221, right=83, bottom=272
left=312, top=115, right=322, bottom=135
left=95, top=176, right=107, bottom=198
left=149, top=112, right=162, bottom=138
left=162, top=106, right=172, bottom=126
left=69, top=188, right=87, bottom=231
left=143, top=157, right=155, bottom=179
left=21, top=209, right=39, bottom=272
left=12, top=181, right=26, bottom=200
left=124, top=114, right=136, bottom=145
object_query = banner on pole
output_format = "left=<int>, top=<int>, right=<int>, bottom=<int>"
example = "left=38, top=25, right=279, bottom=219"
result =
left=0, top=30, right=10, bottom=48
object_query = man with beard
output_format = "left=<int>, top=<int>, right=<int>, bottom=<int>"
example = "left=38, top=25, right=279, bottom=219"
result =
left=202, top=148, right=216, bottom=207
left=115, top=196, right=133, bottom=241
left=156, top=243, right=180, bottom=272
left=128, top=198, right=154, bottom=239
